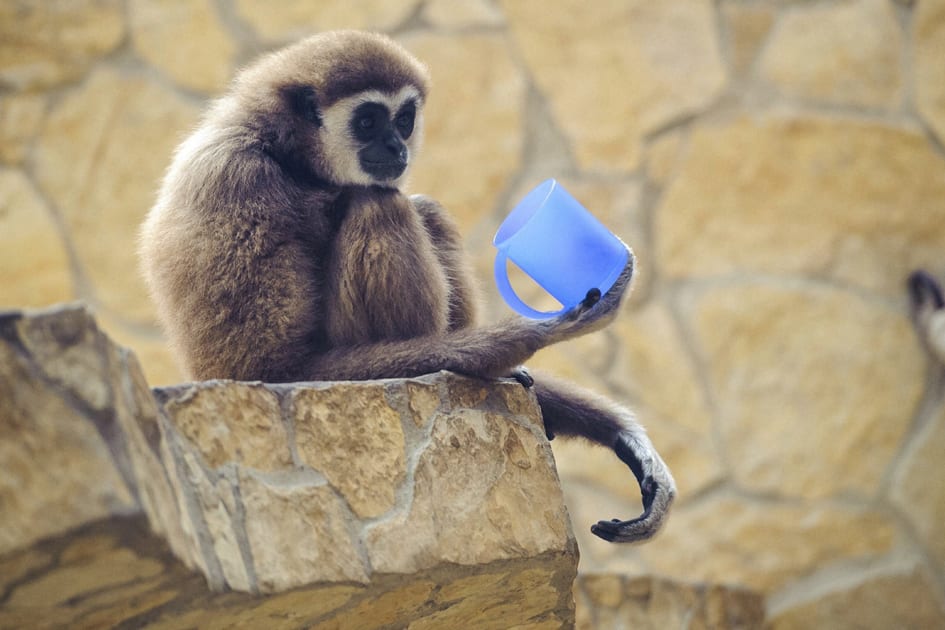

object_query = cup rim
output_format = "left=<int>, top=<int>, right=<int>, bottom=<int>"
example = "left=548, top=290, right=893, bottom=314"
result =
left=493, top=179, right=557, bottom=247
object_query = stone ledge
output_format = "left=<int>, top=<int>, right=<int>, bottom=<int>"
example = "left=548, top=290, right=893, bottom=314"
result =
left=0, top=303, right=577, bottom=627
left=0, top=515, right=576, bottom=630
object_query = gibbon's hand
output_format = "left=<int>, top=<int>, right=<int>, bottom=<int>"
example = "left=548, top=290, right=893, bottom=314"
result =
left=546, top=244, right=635, bottom=343
left=908, top=270, right=944, bottom=319
left=590, top=429, right=676, bottom=543
left=908, top=270, right=945, bottom=364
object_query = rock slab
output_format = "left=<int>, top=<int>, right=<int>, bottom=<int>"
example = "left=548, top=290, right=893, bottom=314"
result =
left=0, top=304, right=577, bottom=627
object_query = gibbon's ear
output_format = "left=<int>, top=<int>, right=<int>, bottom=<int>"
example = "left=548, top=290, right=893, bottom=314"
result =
left=285, top=84, right=322, bottom=126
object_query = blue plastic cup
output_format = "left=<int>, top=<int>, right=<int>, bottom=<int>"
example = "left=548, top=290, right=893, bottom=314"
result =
left=493, top=179, right=629, bottom=319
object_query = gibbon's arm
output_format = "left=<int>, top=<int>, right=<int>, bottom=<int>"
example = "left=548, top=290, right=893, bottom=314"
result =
left=410, top=194, right=481, bottom=331
left=532, top=371, right=675, bottom=542
left=307, top=259, right=633, bottom=381
left=908, top=270, right=945, bottom=364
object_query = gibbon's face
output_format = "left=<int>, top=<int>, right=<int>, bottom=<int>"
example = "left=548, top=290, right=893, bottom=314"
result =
left=317, top=85, right=424, bottom=187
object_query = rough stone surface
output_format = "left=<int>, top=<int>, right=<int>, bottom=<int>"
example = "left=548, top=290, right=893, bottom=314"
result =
left=365, top=405, right=573, bottom=574
left=33, top=68, right=200, bottom=324
left=0, top=0, right=124, bottom=90
left=423, top=0, right=505, bottom=28
left=0, top=516, right=578, bottom=630
left=161, top=382, right=291, bottom=471
left=768, top=566, right=945, bottom=630
left=149, top=373, right=577, bottom=595
left=721, top=2, right=775, bottom=77
left=502, top=0, right=726, bottom=172
left=0, top=170, right=74, bottom=309
left=0, top=93, right=46, bottom=164
left=891, top=403, right=945, bottom=571
left=655, top=115, right=945, bottom=297
left=404, top=32, right=526, bottom=234
left=914, top=0, right=945, bottom=142
left=687, top=283, right=923, bottom=499
left=129, top=0, right=237, bottom=93
left=759, top=0, right=902, bottom=109
left=0, top=306, right=137, bottom=555
left=239, top=471, right=369, bottom=590
left=235, top=0, right=419, bottom=42
left=0, top=305, right=581, bottom=625
left=575, top=574, right=765, bottom=630
left=637, top=495, right=896, bottom=593
left=293, top=385, right=406, bottom=519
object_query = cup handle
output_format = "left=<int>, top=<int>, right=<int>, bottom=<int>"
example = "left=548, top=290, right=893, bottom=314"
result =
left=494, top=249, right=567, bottom=320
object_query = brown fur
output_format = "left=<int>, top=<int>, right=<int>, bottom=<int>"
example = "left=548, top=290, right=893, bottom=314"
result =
left=140, top=30, right=674, bottom=543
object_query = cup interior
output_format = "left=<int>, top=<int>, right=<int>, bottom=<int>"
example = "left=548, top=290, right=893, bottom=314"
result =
left=493, top=179, right=555, bottom=247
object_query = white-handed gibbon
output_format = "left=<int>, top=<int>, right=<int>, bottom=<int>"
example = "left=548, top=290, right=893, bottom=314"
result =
left=140, top=30, right=675, bottom=543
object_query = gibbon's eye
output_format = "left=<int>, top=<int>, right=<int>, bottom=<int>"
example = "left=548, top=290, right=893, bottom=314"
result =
left=395, top=103, right=416, bottom=138
left=350, top=102, right=389, bottom=141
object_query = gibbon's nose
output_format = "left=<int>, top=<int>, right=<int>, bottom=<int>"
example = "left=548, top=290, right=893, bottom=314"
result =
left=383, top=132, right=407, bottom=162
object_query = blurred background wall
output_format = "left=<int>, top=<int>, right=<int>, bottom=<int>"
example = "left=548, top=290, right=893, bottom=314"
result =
left=2, top=0, right=944, bottom=626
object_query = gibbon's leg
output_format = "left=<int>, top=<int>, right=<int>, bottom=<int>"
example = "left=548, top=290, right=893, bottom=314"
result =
left=908, top=270, right=945, bottom=364
left=307, top=255, right=633, bottom=382
left=324, top=189, right=449, bottom=346
left=532, top=370, right=676, bottom=543
left=410, top=194, right=480, bottom=331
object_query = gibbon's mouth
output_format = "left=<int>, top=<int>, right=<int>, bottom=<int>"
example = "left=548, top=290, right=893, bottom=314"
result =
left=362, top=160, right=407, bottom=181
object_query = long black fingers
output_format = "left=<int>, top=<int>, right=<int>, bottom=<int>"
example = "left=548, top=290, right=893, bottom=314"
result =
left=581, top=288, right=602, bottom=309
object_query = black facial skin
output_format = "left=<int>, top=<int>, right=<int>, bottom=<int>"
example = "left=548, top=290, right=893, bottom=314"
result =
left=351, top=100, right=416, bottom=181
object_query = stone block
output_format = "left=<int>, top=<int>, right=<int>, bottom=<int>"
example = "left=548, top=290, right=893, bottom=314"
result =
left=759, top=0, right=902, bottom=109
left=686, top=282, right=923, bottom=500
left=768, top=566, right=945, bottom=630
left=0, top=0, right=124, bottom=90
left=149, top=373, right=576, bottom=595
left=33, top=69, right=200, bottom=324
left=637, top=495, right=896, bottom=594
left=0, top=305, right=137, bottom=555
left=502, top=0, right=726, bottom=172
left=0, top=170, right=74, bottom=309
left=235, top=0, right=419, bottom=43
left=575, top=574, right=765, bottom=630
left=915, top=0, right=945, bottom=142
left=655, top=115, right=945, bottom=298
left=403, top=32, right=526, bottom=235
left=0, top=304, right=578, bottom=627
left=129, top=0, right=237, bottom=93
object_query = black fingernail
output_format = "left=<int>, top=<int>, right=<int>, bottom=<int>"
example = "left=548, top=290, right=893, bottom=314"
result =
left=583, top=288, right=601, bottom=307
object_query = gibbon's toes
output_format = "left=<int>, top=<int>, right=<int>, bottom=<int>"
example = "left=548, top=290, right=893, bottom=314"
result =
left=908, top=270, right=945, bottom=311
left=591, top=517, right=651, bottom=543
left=589, top=484, right=670, bottom=543
left=590, top=495, right=668, bottom=543
left=509, top=366, right=534, bottom=389
left=603, top=432, right=676, bottom=543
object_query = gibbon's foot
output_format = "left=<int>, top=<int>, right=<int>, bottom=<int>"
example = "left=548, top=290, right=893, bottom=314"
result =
left=907, top=270, right=945, bottom=365
left=509, top=365, right=534, bottom=389
left=591, top=430, right=675, bottom=543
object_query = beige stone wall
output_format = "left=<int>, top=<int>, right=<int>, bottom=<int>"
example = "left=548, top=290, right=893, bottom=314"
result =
left=2, top=0, right=944, bottom=626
